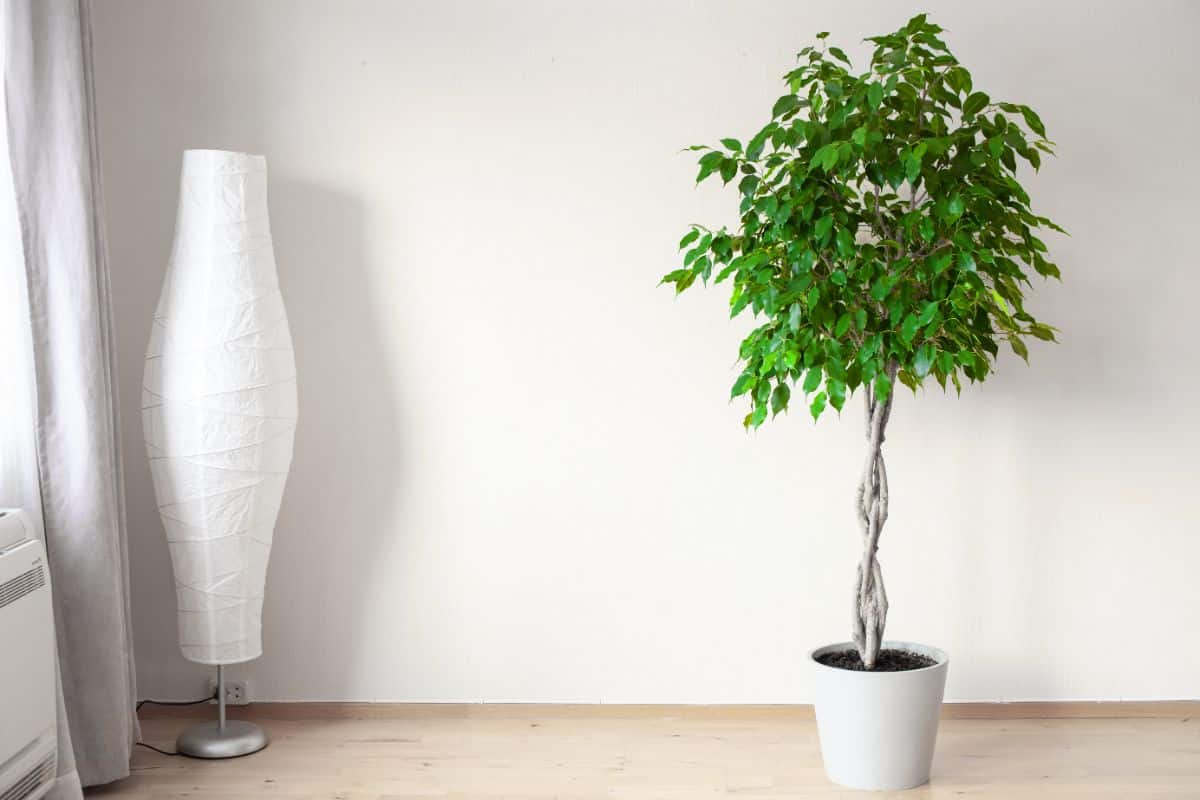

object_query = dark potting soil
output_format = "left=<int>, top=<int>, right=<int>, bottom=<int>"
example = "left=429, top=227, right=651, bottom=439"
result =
left=815, top=648, right=936, bottom=672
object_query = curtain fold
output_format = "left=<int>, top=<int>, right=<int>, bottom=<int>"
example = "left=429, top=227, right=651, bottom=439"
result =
left=3, top=0, right=138, bottom=789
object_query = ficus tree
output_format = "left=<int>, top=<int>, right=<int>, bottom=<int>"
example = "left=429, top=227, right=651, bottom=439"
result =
left=661, top=14, right=1064, bottom=669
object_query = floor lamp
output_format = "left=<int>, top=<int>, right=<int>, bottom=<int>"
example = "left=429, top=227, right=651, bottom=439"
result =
left=142, top=149, right=298, bottom=758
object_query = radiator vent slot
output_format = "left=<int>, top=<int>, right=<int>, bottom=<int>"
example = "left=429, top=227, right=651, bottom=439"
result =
left=0, top=566, right=45, bottom=612
left=0, top=752, right=56, bottom=800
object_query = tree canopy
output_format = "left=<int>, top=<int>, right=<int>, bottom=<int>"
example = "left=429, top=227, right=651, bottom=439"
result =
left=661, top=14, right=1065, bottom=427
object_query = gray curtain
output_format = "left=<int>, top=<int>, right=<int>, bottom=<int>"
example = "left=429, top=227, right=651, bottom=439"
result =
left=3, top=0, right=138, bottom=791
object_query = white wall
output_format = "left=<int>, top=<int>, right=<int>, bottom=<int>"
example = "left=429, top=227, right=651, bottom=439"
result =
left=93, top=0, right=1200, bottom=703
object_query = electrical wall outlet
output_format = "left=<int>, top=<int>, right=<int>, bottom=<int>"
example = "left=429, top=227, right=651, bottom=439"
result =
left=209, top=678, right=250, bottom=705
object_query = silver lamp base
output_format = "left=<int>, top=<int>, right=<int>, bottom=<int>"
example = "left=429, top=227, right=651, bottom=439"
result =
left=174, top=665, right=269, bottom=759
left=177, top=719, right=269, bottom=759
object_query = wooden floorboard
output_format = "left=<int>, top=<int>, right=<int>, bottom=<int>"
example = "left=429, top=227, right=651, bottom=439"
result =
left=90, top=704, right=1200, bottom=799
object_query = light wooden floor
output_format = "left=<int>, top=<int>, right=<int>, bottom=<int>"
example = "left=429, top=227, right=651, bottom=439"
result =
left=88, top=704, right=1200, bottom=799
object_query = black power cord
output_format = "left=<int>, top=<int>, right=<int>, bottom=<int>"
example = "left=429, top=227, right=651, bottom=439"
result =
left=136, top=693, right=216, bottom=712
left=135, top=692, right=218, bottom=756
left=135, top=741, right=183, bottom=757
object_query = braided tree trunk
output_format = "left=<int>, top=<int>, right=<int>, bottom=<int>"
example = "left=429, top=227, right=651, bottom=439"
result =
left=852, top=361, right=898, bottom=669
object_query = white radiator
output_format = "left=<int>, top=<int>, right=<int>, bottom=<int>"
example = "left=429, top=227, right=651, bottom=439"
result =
left=0, top=510, right=56, bottom=800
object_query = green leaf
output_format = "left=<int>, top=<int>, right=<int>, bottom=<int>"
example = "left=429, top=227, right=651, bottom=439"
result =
left=939, top=351, right=955, bottom=375
left=696, top=150, right=724, bottom=182
left=746, top=127, right=772, bottom=160
left=719, top=158, right=737, bottom=184
left=854, top=309, right=867, bottom=330
left=810, top=143, right=840, bottom=172
left=900, top=313, right=920, bottom=343
left=814, top=215, right=834, bottom=240
left=721, top=137, right=743, bottom=152
left=678, top=229, right=700, bottom=250
left=731, top=373, right=756, bottom=398
left=867, top=82, right=884, bottom=110
left=946, top=196, right=964, bottom=219
left=919, top=216, right=934, bottom=241
left=797, top=248, right=817, bottom=271
left=658, top=269, right=688, bottom=286
left=835, top=312, right=852, bottom=336
left=949, top=65, right=972, bottom=95
left=729, top=287, right=749, bottom=318
left=1034, top=258, right=1062, bottom=279
left=904, top=153, right=921, bottom=183
left=989, top=289, right=1010, bottom=317
left=828, top=379, right=846, bottom=411
left=830, top=269, right=847, bottom=286
left=1029, top=323, right=1056, bottom=341
left=809, top=391, right=827, bottom=421
left=859, top=335, right=880, bottom=363
left=917, top=300, right=939, bottom=326
left=828, top=46, right=851, bottom=65
left=963, top=91, right=990, bottom=116
left=771, top=383, right=791, bottom=416
left=1020, top=106, right=1046, bottom=137
left=749, top=403, right=769, bottom=428
left=772, top=94, right=800, bottom=117
left=789, top=302, right=802, bottom=331
left=873, top=372, right=892, bottom=405
left=958, top=252, right=977, bottom=272
left=914, top=346, right=934, bottom=377
left=803, top=368, right=822, bottom=394
left=1010, top=337, right=1029, bottom=362
left=823, top=146, right=841, bottom=172
left=835, top=228, right=854, bottom=257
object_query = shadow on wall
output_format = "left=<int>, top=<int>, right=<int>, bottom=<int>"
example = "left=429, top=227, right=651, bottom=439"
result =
left=251, top=179, right=407, bottom=698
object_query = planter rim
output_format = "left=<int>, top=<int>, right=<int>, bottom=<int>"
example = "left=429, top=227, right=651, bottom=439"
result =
left=181, top=149, right=267, bottom=174
left=808, top=640, right=949, bottom=676
left=183, top=147, right=265, bottom=160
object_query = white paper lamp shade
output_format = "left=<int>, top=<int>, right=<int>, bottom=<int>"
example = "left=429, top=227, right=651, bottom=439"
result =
left=143, top=149, right=297, bottom=665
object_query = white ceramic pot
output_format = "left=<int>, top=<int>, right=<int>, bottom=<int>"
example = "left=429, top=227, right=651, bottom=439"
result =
left=809, top=640, right=948, bottom=791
